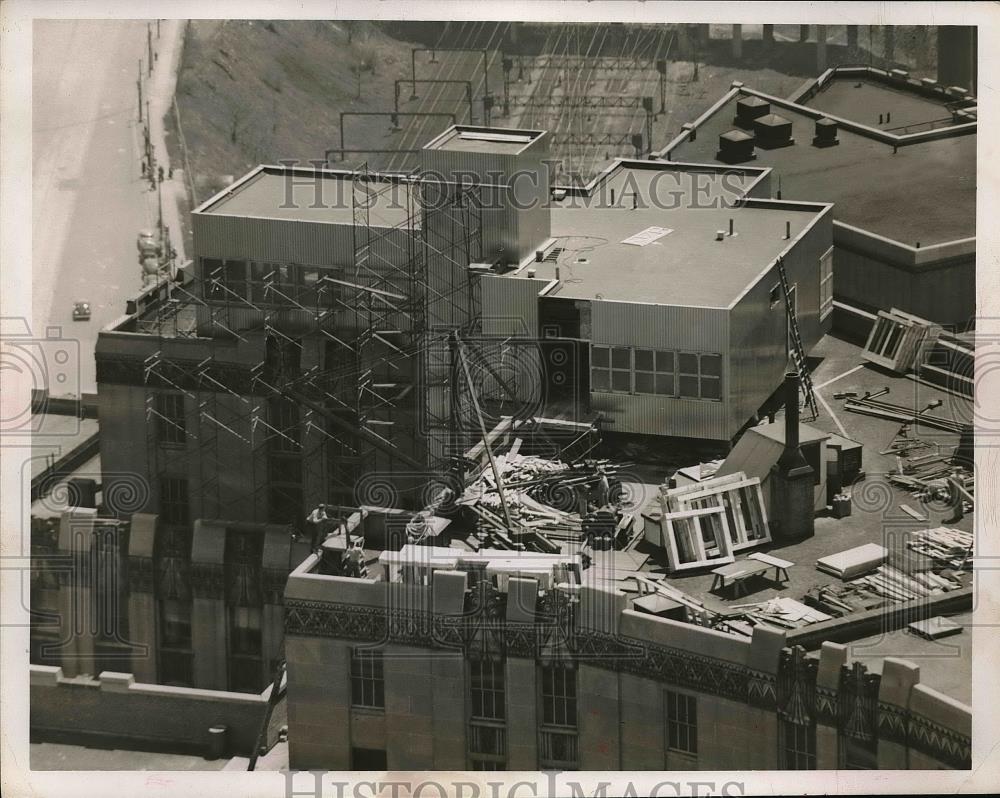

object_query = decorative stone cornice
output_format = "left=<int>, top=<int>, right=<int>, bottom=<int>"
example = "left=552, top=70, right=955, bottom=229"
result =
left=909, top=710, right=972, bottom=769
left=285, top=597, right=752, bottom=704
left=190, top=562, right=225, bottom=599
left=877, top=701, right=910, bottom=747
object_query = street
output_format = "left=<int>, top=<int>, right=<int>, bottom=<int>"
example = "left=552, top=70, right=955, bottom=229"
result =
left=32, top=19, right=184, bottom=394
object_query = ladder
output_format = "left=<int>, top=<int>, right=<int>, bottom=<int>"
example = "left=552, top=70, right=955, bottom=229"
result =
left=776, top=256, right=819, bottom=421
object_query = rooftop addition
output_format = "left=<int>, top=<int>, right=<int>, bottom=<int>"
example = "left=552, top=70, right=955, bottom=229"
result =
left=196, top=165, right=416, bottom=228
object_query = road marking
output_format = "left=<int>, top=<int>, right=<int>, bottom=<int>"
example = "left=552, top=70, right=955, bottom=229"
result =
left=815, top=364, right=864, bottom=391
left=816, top=390, right=850, bottom=439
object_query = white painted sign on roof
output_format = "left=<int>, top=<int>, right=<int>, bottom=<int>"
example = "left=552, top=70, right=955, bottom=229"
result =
left=621, top=226, right=674, bottom=247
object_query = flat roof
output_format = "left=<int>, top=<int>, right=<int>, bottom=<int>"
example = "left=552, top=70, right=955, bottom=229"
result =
left=197, top=166, right=415, bottom=228
left=824, top=611, right=972, bottom=705
left=423, top=125, right=545, bottom=154
left=668, top=90, right=976, bottom=245
left=562, top=160, right=762, bottom=210
left=506, top=195, right=824, bottom=309
left=803, top=75, right=959, bottom=132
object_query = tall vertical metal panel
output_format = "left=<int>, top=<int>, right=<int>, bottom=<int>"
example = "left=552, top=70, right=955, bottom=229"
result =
left=480, top=275, right=542, bottom=337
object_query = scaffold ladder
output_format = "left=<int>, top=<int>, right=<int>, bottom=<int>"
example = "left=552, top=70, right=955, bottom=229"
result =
left=776, top=256, right=819, bottom=421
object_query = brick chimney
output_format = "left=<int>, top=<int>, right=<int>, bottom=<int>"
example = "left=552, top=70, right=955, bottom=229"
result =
left=770, top=372, right=815, bottom=541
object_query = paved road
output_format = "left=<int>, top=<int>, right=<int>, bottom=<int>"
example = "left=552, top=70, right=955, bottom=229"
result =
left=32, top=20, right=176, bottom=395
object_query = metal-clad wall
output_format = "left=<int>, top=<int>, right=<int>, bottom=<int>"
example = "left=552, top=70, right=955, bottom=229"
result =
left=515, top=133, right=553, bottom=262
left=194, top=214, right=352, bottom=265
left=728, top=209, right=833, bottom=433
left=481, top=275, right=542, bottom=337
left=589, top=301, right=731, bottom=440
left=422, top=149, right=520, bottom=266
left=480, top=275, right=544, bottom=404
left=421, top=139, right=552, bottom=268
left=833, top=247, right=974, bottom=325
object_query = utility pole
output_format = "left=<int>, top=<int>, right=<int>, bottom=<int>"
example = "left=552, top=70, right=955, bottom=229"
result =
left=137, top=60, right=143, bottom=123
left=147, top=24, right=153, bottom=77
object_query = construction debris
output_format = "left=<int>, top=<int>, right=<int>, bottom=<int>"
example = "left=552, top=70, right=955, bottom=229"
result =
left=908, top=616, right=964, bottom=640
left=905, top=527, right=974, bottom=570
left=899, top=503, right=927, bottom=521
left=458, top=445, right=634, bottom=551
left=804, top=582, right=890, bottom=617
left=843, top=391, right=970, bottom=435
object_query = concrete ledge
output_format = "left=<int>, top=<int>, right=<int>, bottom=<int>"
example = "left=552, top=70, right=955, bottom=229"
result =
left=833, top=221, right=975, bottom=270
left=129, top=681, right=266, bottom=704
left=619, top=608, right=751, bottom=665
left=878, top=658, right=920, bottom=707
left=748, top=624, right=787, bottom=674
left=786, top=586, right=972, bottom=649
left=910, top=682, right=972, bottom=737
left=98, top=671, right=135, bottom=693
left=30, top=665, right=64, bottom=686
left=816, top=641, right=847, bottom=690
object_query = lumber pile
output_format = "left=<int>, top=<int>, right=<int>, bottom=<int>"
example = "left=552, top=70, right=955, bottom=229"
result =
left=906, top=527, right=973, bottom=570
left=724, top=596, right=832, bottom=635
left=804, top=583, right=890, bottom=617
left=459, top=444, right=632, bottom=548
left=851, top=564, right=956, bottom=601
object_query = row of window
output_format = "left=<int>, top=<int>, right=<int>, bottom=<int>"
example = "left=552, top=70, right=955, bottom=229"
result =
left=352, top=652, right=829, bottom=768
left=202, top=258, right=347, bottom=307
left=591, top=345, right=722, bottom=401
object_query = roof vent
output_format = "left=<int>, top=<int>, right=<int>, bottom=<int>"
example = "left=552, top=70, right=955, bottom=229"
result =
left=812, top=116, right=839, bottom=148
left=716, top=129, right=756, bottom=164
left=752, top=113, right=795, bottom=149
left=716, top=230, right=726, bottom=241
left=734, top=96, right=771, bottom=129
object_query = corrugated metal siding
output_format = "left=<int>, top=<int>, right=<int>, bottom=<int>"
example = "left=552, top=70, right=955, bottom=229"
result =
left=590, top=391, right=729, bottom=439
left=591, top=301, right=728, bottom=350
left=421, top=143, right=551, bottom=267
left=480, top=275, right=541, bottom=337
left=833, top=247, right=973, bottom=324
left=192, top=214, right=415, bottom=268
left=590, top=301, right=731, bottom=440
left=728, top=209, right=833, bottom=433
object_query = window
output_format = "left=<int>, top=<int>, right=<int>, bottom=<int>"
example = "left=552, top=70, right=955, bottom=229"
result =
left=351, top=648, right=385, bottom=709
left=470, top=659, right=506, bottom=720
left=819, top=247, right=834, bottom=320
left=154, top=393, right=186, bottom=446
left=865, top=315, right=906, bottom=362
left=590, top=345, right=631, bottom=393
left=468, top=723, right=507, bottom=767
left=159, top=476, right=189, bottom=526
left=203, top=258, right=225, bottom=300
left=202, top=258, right=251, bottom=301
left=230, top=606, right=262, bottom=657
left=248, top=261, right=274, bottom=303
left=540, top=663, right=577, bottom=728
left=158, top=600, right=192, bottom=687
left=160, top=600, right=192, bottom=648
left=678, top=352, right=721, bottom=400
left=781, top=720, right=817, bottom=769
left=634, top=348, right=675, bottom=396
left=591, top=345, right=721, bottom=401
left=224, top=259, right=248, bottom=299
left=665, top=690, right=697, bottom=755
